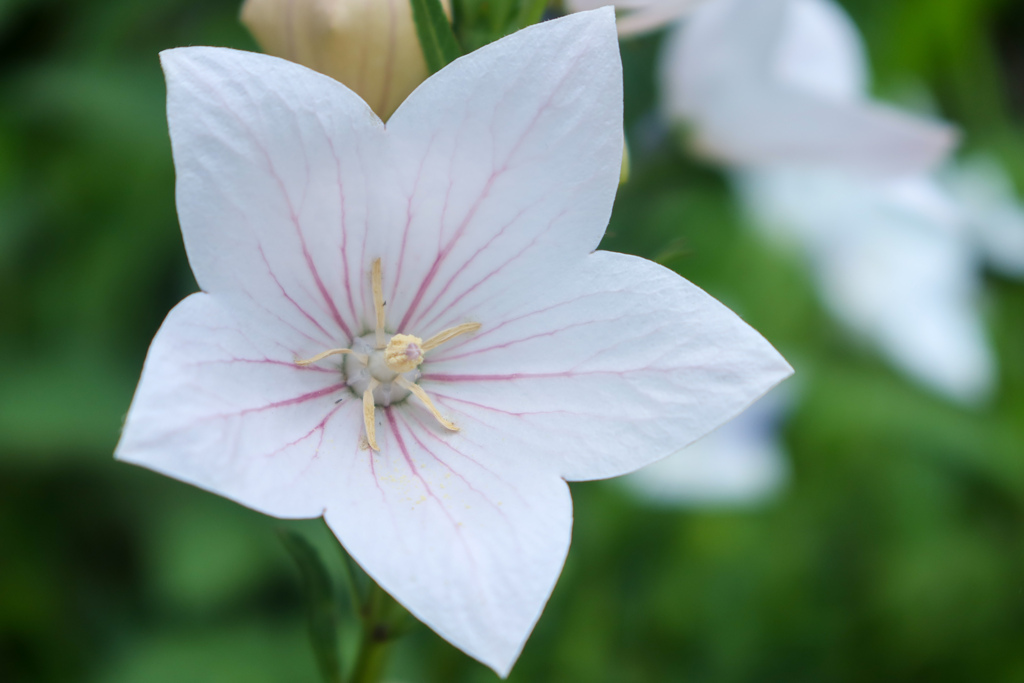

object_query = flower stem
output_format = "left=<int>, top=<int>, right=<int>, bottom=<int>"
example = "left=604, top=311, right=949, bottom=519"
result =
left=349, top=581, right=404, bottom=683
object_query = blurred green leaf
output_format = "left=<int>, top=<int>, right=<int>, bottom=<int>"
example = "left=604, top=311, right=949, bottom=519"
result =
left=410, top=0, right=462, bottom=74
left=92, top=624, right=315, bottom=683
left=278, top=530, right=344, bottom=683
left=515, top=0, right=547, bottom=29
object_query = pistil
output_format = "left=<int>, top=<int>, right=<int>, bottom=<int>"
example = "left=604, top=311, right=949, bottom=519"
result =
left=294, top=258, right=481, bottom=451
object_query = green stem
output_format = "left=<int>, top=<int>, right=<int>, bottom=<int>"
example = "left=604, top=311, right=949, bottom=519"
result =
left=335, top=541, right=367, bottom=617
left=349, top=582, right=403, bottom=683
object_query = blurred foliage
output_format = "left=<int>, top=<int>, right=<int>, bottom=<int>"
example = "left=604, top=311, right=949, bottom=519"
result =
left=453, top=0, right=547, bottom=52
left=2, top=0, right=1024, bottom=682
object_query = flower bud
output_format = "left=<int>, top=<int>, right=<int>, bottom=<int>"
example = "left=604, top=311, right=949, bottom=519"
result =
left=241, top=0, right=443, bottom=120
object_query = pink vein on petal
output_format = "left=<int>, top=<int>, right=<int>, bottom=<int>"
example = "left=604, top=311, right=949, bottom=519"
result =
left=385, top=408, right=477, bottom=551
left=391, top=130, right=439, bottom=306
left=397, top=171, right=500, bottom=331
left=414, top=216, right=553, bottom=333
left=181, top=60, right=352, bottom=341
left=431, top=392, right=587, bottom=419
left=405, top=408, right=529, bottom=508
left=366, top=447, right=387, bottom=500
left=398, top=410, right=491, bottom=500
left=263, top=400, right=346, bottom=460
left=396, top=48, right=589, bottom=332
left=188, top=357, right=335, bottom=373
left=257, top=244, right=335, bottom=342
left=320, top=128, right=360, bottom=329
left=202, top=383, right=346, bottom=422
left=422, top=368, right=645, bottom=382
left=410, top=203, right=532, bottom=332
left=432, top=309, right=648, bottom=364
left=387, top=410, right=484, bottom=579
left=297, top=222, right=352, bottom=340
left=401, top=410, right=525, bottom=534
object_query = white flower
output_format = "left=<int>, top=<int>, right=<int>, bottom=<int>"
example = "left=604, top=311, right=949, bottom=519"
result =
left=116, top=9, right=791, bottom=675
left=622, top=389, right=790, bottom=506
left=941, top=155, right=1024, bottom=279
left=660, top=0, right=956, bottom=177
left=657, top=0, right=1003, bottom=402
left=740, top=169, right=995, bottom=403
left=565, top=0, right=708, bottom=36
left=740, top=157, right=1024, bottom=405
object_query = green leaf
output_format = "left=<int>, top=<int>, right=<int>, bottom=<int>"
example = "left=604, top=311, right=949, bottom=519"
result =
left=278, top=530, right=344, bottom=683
left=409, top=0, right=462, bottom=74
left=515, top=0, right=547, bottom=29
left=335, top=539, right=368, bottom=620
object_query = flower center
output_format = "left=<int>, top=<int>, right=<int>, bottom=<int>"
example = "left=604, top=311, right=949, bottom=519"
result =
left=294, top=258, right=480, bottom=451
left=343, top=333, right=421, bottom=406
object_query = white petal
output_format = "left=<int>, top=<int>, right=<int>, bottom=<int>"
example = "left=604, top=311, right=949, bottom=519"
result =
left=420, top=251, right=793, bottom=481
left=740, top=168, right=995, bottom=403
left=943, top=156, right=1024, bottom=278
left=161, top=47, right=385, bottom=349
left=773, top=0, right=868, bottom=101
left=369, top=8, right=623, bottom=339
left=691, top=88, right=957, bottom=177
left=116, top=294, right=361, bottom=517
left=661, top=0, right=956, bottom=176
left=814, top=215, right=994, bottom=403
left=660, top=0, right=783, bottom=120
left=323, top=404, right=572, bottom=677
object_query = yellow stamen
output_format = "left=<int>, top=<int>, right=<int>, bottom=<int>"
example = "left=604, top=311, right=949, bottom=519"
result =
left=372, top=258, right=386, bottom=349
left=384, top=334, right=425, bottom=373
left=295, top=348, right=367, bottom=366
left=395, top=376, right=458, bottom=432
left=363, top=379, right=380, bottom=451
left=422, top=322, right=482, bottom=351
left=296, top=260, right=481, bottom=451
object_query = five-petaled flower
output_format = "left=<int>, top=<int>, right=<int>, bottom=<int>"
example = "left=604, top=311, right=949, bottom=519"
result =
left=116, top=9, right=791, bottom=676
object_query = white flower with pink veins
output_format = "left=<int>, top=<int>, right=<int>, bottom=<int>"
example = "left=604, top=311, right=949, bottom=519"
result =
left=116, top=9, right=791, bottom=676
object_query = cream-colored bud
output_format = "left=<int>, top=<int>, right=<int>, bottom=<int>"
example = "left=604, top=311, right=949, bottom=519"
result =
left=241, top=0, right=447, bottom=120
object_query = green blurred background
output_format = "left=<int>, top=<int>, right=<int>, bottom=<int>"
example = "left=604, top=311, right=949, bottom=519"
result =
left=2, top=0, right=1024, bottom=681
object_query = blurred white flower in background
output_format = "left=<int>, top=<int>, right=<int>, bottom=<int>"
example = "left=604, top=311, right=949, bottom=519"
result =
left=662, top=0, right=1024, bottom=403
left=660, top=0, right=955, bottom=176
left=623, top=389, right=790, bottom=507
left=565, top=0, right=708, bottom=37
left=941, top=156, right=1024, bottom=279
left=739, top=170, right=997, bottom=403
